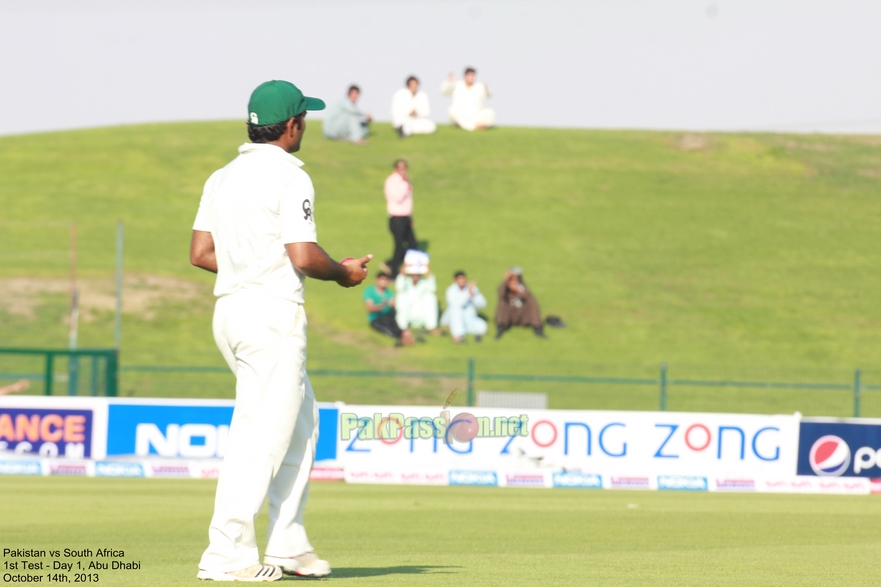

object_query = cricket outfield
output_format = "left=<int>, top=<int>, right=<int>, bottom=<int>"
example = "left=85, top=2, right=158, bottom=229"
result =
left=2, top=476, right=880, bottom=586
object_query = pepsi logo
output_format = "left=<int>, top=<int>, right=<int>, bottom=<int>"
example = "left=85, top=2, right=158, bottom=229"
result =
left=809, top=435, right=851, bottom=476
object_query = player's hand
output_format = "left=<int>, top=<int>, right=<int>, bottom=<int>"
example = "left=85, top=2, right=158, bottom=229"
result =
left=447, top=73, right=455, bottom=81
left=337, top=254, right=372, bottom=288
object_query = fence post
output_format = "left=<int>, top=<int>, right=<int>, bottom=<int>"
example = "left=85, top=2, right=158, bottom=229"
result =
left=106, top=350, right=119, bottom=397
left=68, top=352, right=79, bottom=396
left=115, top=220, right=124, bottom=349
left=467, top=357, right=475, bottom=407
left=44, top=352, right=54, bottom=396
left=660, top=363, right=668, bottom=411
left=854, top=369, right=862, bottom=418
left=90, top=355, right=99, bottom=396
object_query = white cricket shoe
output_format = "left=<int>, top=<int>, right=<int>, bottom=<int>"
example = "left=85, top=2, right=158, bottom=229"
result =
left=197, top=564, right=282, bottom=582
left=263, top=552, right=331, bottom=577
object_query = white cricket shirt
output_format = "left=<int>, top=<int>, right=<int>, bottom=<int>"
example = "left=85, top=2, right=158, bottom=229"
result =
left=193, top=143, right=318, bottom=304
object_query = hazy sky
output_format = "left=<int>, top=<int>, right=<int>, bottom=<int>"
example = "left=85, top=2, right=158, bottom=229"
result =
left=1, top=0, right=879, bottom=136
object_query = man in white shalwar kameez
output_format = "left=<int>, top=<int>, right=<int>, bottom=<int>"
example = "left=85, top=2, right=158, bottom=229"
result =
left=391, top=76, right=437, bottom=138
left=441, top=271, right=488, bottom=343
left=440, top=67, right=495, bottom=131
left=394, top=250, right=440, bottom=334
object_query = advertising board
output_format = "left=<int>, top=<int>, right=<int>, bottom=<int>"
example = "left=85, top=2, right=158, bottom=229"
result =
left=0, top=396, right=339, bottom=462
left=797, top=419, right=881, bottom=478
left=104, top=399, right=339, bottom=461
left=0, top=396, right=108, bottom=458
left=107, top=402, right=234, bottom=458
left=334, top=406, right=800, bottom=479
left=4, top=396, right=876, bottom=495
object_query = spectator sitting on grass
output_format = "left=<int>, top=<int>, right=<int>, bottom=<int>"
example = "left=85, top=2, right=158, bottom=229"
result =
left=362, top=272, right=415, bottom=346
left=440, top=67, right=494, bottom=131
left=394, top=250, right=440, bottom=336
left=440, top=270, right=487, bottom=343
left=391, top=76, right=436, bottom=138
left=495, top=266, right=545, bottom=339
left=323, top=85, right=372, bottom=144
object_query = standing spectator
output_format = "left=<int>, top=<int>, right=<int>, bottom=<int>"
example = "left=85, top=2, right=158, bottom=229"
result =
left=381, top=159, right=418, bottom=277
left=440, top=67, right=495, bottom=131
left=391, top=76, right=437, bottom=138
left=441, top=271, right=488, bottom=343
left=395, top=250, right=440, bottom=335
left=495, top=267, right=545, bottom=339
left=363, top=272, right=415, bottom=346
left=323, top=85, right=371, bottom=144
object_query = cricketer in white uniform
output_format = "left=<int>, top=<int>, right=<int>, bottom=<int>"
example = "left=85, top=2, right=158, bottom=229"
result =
left=190, top=80, right=372, bottom=582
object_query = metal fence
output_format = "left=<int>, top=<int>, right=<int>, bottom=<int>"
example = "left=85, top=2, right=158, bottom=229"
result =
left=302, top=359, right=877, bottom=417
left=1, top=347, right=878, bottom=417
left=0, top=348, right=118, bottom=396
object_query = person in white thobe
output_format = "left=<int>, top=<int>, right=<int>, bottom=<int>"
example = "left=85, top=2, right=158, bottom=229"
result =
left=391, top=76, right=437, bottom=138
left=441, top=271, right=488, bottom=342
left=394, top=250, right=440, bottom=333
left=440, top=67, right=495, bottom=131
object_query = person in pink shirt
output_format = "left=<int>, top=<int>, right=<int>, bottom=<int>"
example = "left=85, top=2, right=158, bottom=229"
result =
left=382, top=159, right=419, bottom=277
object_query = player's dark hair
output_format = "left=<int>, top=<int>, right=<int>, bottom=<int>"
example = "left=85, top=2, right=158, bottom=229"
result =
left=464, top=67, right=476, bottom=75
left=393, top=158, right=408, bottom=168
left=348, top=85, right=360, bottom=94
left=377, top=271, right=391, bottom=279
left=247, top=119, right=289, bottom=143
left=406, top=76, right=418, bottom=85
left=247, top=114, right=304, bottom=143
left=454, top=271, right=466, bottom=278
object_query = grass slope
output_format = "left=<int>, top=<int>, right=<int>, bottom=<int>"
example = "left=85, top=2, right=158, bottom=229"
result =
left=1, top=123, right=880, bottom=408
left=2, top=477, right=881, bottom=586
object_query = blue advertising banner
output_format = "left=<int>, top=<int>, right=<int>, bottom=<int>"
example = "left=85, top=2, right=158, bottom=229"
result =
left=106, top=402, right=338, bottom=461
left=0, top=407, right=93, bottom=458
left=316, top=409, right=337, bottom=462
left=797, top=420, right=881, bottom=477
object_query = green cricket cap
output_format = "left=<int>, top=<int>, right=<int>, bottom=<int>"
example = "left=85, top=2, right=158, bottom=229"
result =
left=247, top=80, right=325, bottom=126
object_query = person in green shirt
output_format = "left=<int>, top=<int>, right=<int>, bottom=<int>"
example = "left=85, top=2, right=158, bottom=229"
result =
left=362, top=272, right=414, bottom=346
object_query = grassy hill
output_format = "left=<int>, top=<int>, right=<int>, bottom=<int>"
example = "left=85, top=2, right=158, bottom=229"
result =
left=1, top=122, right=880, bottom=410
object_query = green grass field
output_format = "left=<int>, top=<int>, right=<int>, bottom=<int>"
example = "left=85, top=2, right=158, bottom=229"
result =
left=2, top=477, right=880, bottom=586
left=1, top=123, right=880, bottom=412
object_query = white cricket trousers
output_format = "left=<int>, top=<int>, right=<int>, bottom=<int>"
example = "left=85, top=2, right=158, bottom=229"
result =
left=199, top=291, right=318, bottom=572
